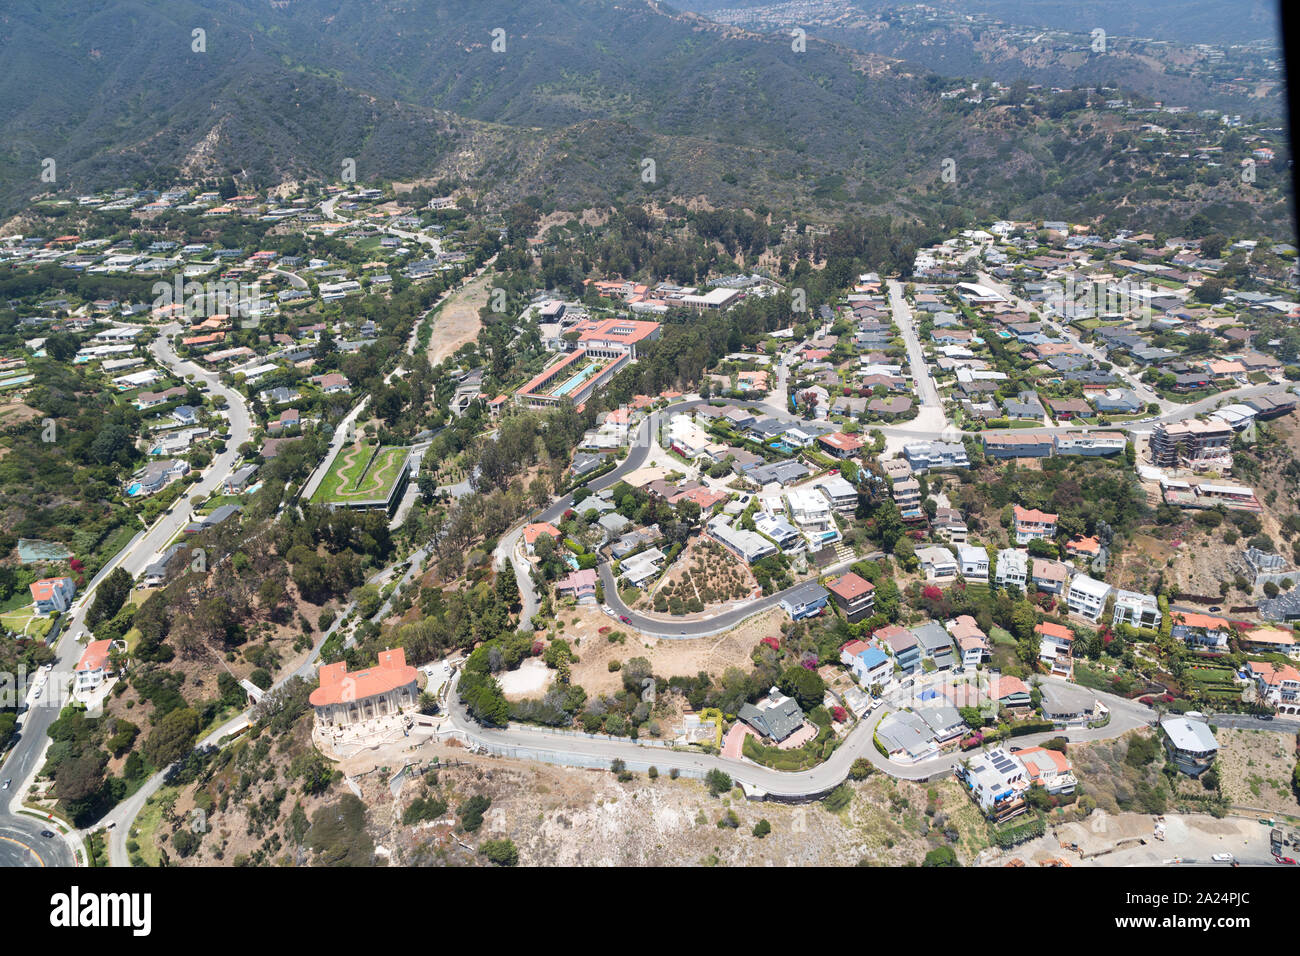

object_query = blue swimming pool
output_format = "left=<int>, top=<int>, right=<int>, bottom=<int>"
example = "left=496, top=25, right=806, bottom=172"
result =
left=126, top=482, right=143, bottom=496
left=553, top=363, right=600, bottom=397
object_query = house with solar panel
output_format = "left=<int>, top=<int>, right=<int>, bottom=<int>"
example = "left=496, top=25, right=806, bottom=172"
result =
left=960, top=748, right=1031, bottom=821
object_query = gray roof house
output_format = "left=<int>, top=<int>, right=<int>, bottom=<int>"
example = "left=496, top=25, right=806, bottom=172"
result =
left=738, top=690, right=805, bottom=743
left=912, top=621, right=955, bottom=667
left=597, top=511, right=632, bottom=536
left=1040, top=682, right=1099, bottom=724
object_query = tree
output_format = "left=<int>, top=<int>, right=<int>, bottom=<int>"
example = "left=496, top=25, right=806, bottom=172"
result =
left=495, top=568, right=520, bottom=611
left=143, top=707, right=200, bottom=769
left=823, top=783, right=852, bottom=812
left=87, top=567, right=134, bottom=629
left=923, top=846, right=959, bottom=867
left=704, top=768, right=732, bottom=796
left=753, top=818, right=771, bottom=838
left=779, top=665, right=825, bottom=711
left=479, top=838, right=519, bottom=866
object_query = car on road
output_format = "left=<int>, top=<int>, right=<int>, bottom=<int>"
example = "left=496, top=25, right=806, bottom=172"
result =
left=1, top=779, right=9, bottom=790
left=1212, top=852, right=1234, bottom=863
left=1275, top=855, right=1297, bottom=865
left=40, top=830, right=55, bottom=839
left=1208, top=606, right=1222, bottom=613
left=619, top=615, right=632, bottom=624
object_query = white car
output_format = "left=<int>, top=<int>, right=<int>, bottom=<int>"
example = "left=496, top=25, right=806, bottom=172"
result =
left=1212, top=853, right=1235, bottom=863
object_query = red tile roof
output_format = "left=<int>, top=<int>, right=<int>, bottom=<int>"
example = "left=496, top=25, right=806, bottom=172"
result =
left=76, top=639, right=114, bottom=674
left=827, top=572, right=875, bottom=601
left=310, top=648, right=418, bottom=706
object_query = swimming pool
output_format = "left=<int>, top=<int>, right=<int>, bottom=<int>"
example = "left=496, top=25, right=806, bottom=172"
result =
left=553, top=363, right=600, bottom=398
left=126, top=482, right=143, bottom=496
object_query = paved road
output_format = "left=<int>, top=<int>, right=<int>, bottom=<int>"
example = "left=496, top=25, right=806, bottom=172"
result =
left=596, top=553, right=866, bottom=639
left=267, top=267, right=307, bottom=290
left=888, top=278, right=942, bottom=411
left=0, top=817, right=72, bottom=867
left=0, top=321, right=254, bottom=867
left=447, top=671, right=1156, bottom=796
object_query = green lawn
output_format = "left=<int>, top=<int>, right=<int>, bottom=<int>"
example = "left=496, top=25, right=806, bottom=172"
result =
left=313, top=444, right=409, bottom=504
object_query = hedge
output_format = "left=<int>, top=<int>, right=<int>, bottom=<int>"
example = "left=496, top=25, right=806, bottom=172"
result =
left=1009, top=720, right=1056, bottom=737
left=993, top=814, right=1046, bottom=848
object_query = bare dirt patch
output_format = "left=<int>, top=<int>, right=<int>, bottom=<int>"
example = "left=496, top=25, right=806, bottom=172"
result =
left=498, top=657, right=552, bottom=699
left=426, top=270, right=492, bottom=366
left=558, top=604, right=783, bottom=697
left=378, top=744, right=988, bottom=866
left=1214, top=727, right=1300, bottom=817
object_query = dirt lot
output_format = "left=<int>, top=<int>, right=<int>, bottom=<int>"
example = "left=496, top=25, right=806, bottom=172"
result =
left=365, top=741, right=990, bottom=866
left=991, top=810, right=1277, bottom=866
left=557, top=604, right=783, bottom=697
left=426, top=270, right=492, bottom=366
left=641, top=537, right=758, bottom=609
left=1214, top=728, right=1300, bottom=818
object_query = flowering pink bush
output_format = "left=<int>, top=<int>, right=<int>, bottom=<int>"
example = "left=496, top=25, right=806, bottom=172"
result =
left=831, top=706, right=847, bottom=723
left=922, top=585, right=943, bottom=601
left=762, top=636, right=780, bottom=650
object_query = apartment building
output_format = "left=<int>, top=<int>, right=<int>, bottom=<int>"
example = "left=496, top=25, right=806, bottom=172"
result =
left=1112, top=589, right=1161, bottom=630
left=1150, top=418, right=1233, bottom=469
left=1066, top=573, right=1113, bottom=622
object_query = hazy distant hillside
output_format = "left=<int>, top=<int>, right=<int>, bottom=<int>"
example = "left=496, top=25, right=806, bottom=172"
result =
left=674, top=0, right=1282, bottom=47
left=0, top=0, right=1291, bottom=237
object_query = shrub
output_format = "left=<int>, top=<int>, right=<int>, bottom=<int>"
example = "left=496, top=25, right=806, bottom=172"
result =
left=823, top=783, right=852, bottom=813
left=849, top=757, right=874, bottom=780
left=479, top=838, right=519, bottom=866
left=458, top=794, right=491, bottom=832
left=923, top=846, right=958, bottom=867
left=753, top=818, right=771, bottom=838
left=704, top=769, right=732, bottom=796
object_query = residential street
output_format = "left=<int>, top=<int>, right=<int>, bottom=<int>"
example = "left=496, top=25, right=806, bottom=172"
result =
left=445, top=672, right=1156, bottom=797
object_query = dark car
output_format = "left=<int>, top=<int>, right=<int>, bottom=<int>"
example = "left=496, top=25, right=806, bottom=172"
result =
left=40, top=830, right=55, bottom=839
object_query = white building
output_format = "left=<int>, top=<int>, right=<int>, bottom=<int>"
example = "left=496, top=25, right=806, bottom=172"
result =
left=784, top=486, right=839, bottom=546
left=917, top=546, right=958, bottom=581
left=1066, top=574, right=1112, bottom=622
left=1112, top=589, right=1161, bottom=629
left=956, top=544, right=989, bottom=581
left=995, top=548, right=1029, bottom=589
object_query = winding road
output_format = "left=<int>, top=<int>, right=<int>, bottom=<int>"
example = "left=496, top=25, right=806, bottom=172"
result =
left=444, top=670, right=1158, bottom=797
